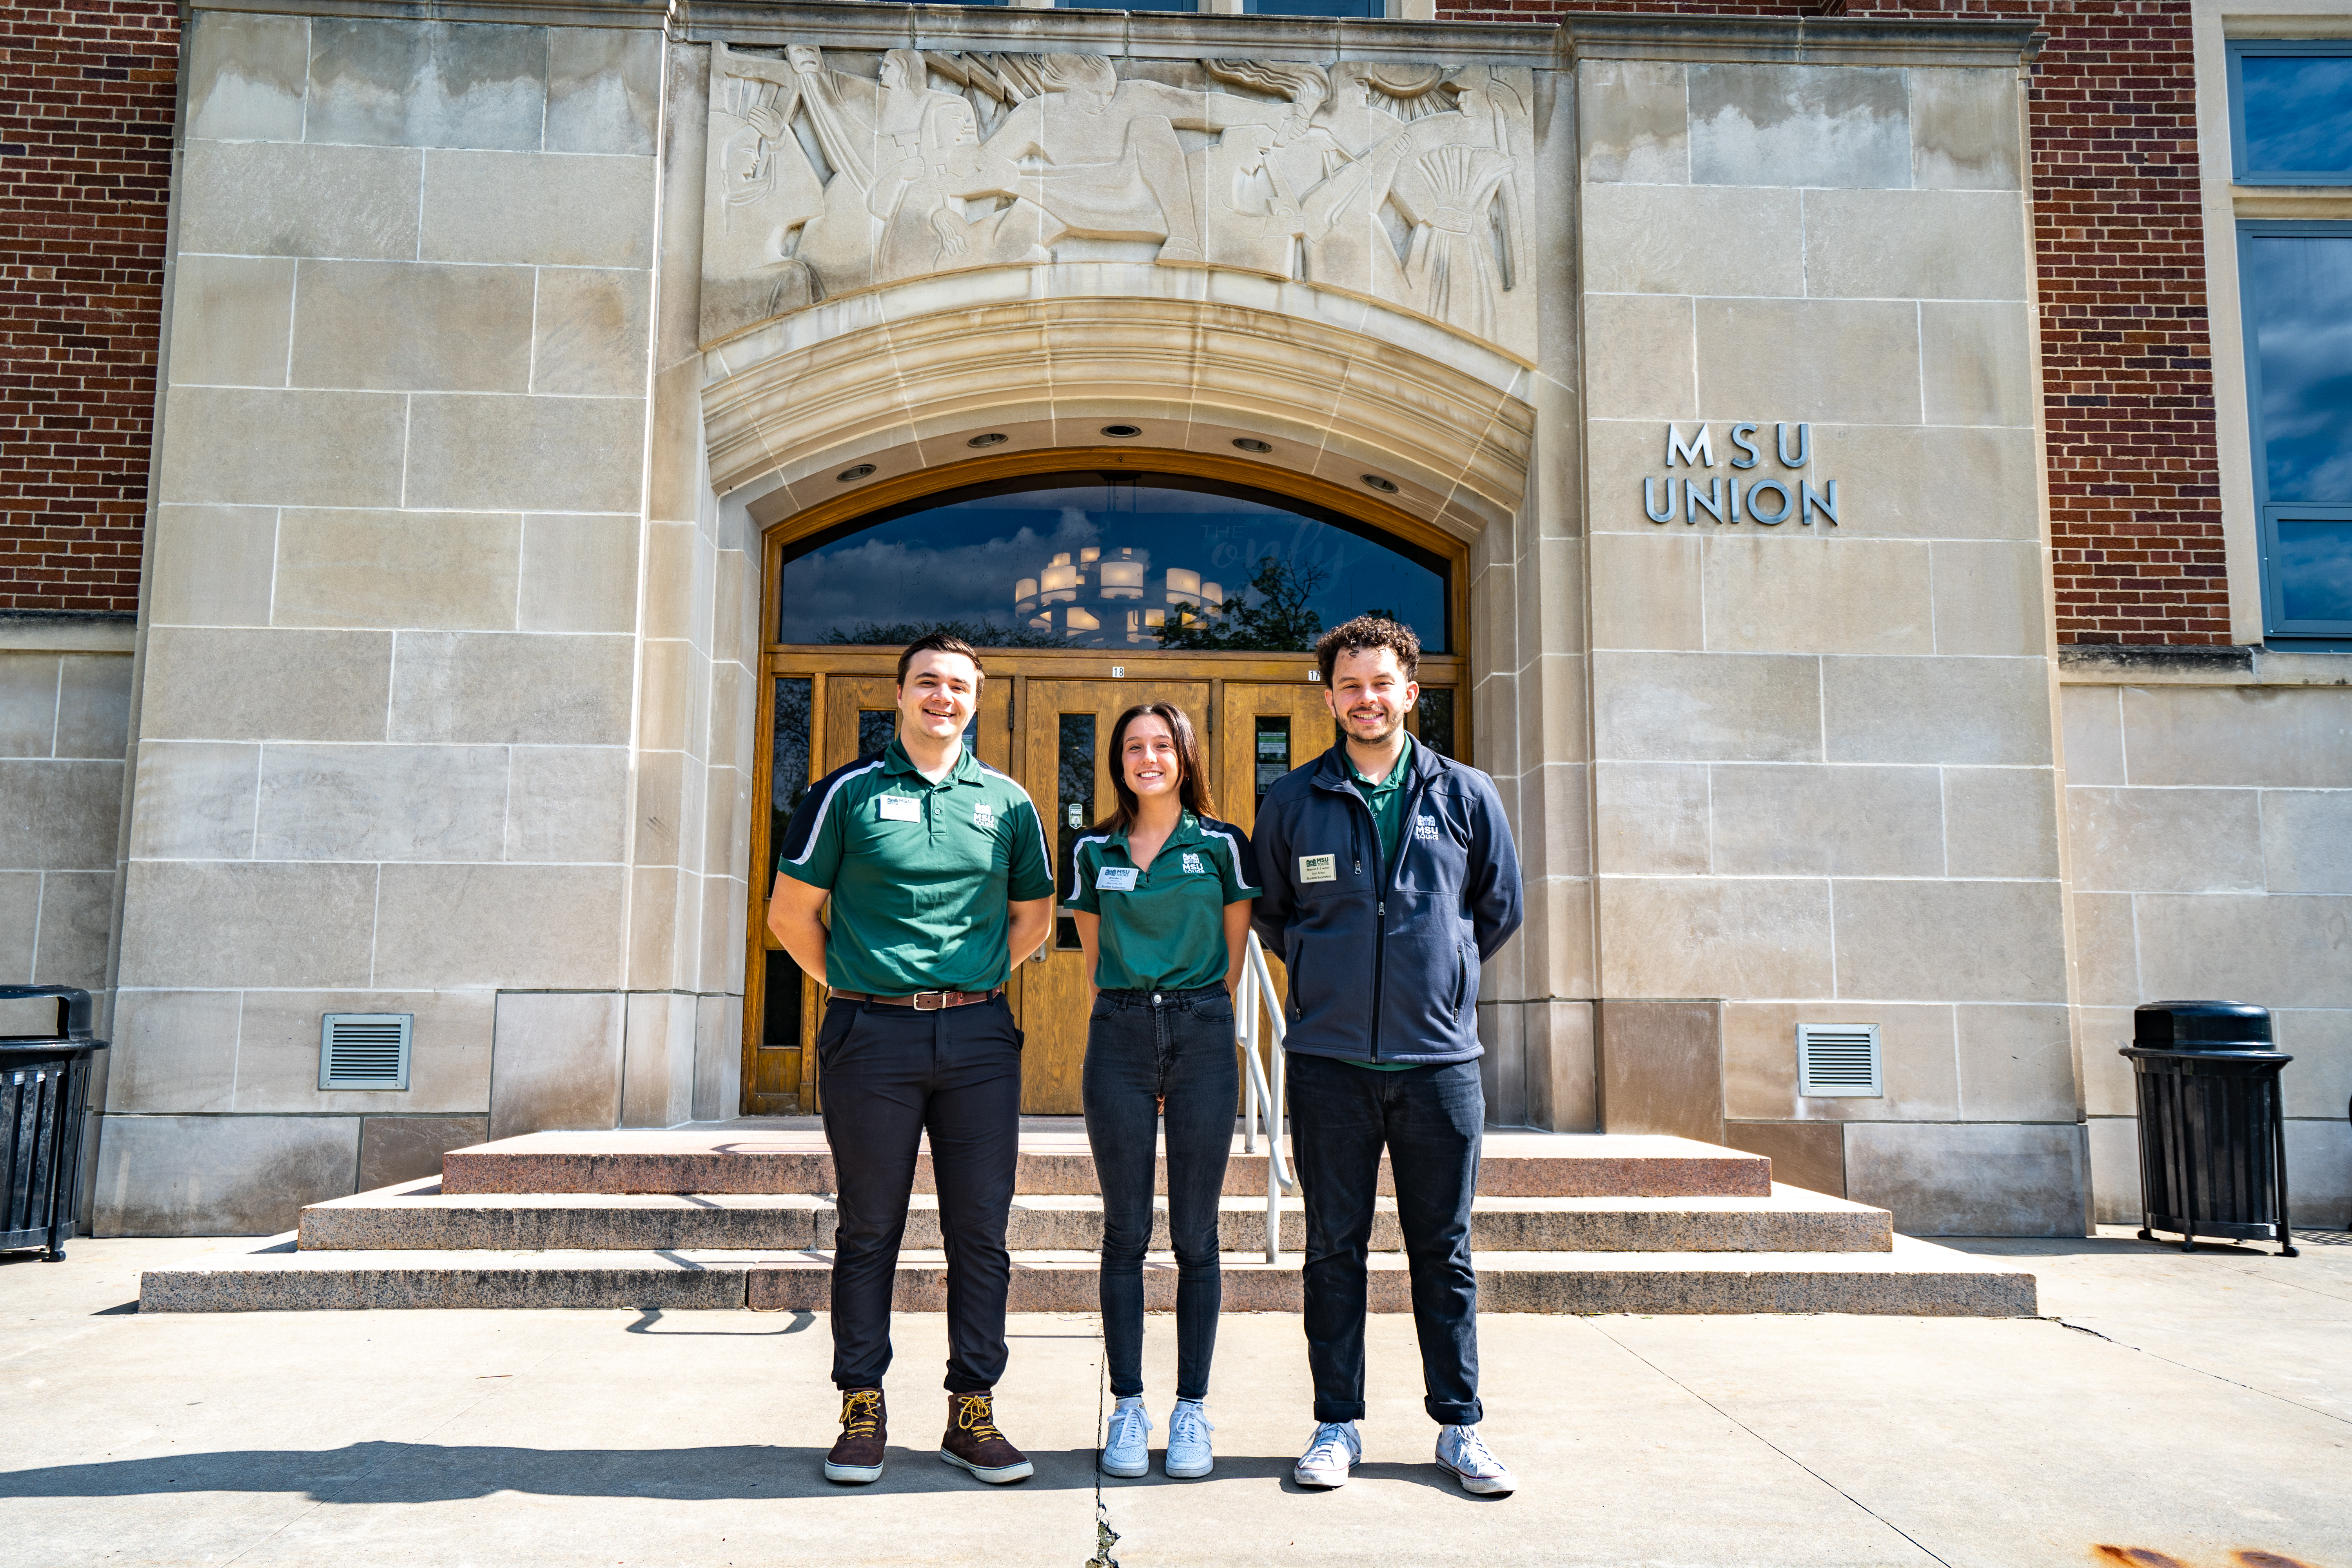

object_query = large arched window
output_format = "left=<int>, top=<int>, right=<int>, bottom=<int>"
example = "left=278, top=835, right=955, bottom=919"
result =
left=776, top=470, right=1451, bottom=652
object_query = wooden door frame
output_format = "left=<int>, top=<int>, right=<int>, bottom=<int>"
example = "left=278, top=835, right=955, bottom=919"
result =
left=741, top=447, right=1473, bottom=1117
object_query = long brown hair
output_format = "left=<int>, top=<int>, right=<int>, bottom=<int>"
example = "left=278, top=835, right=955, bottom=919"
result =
left=1100, top=702, right=1215, bottom=833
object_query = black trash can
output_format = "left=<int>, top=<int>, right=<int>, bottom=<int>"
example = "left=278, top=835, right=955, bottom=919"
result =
left=2123, top=1000, right=2296, bottom=1258
left=1, top=985, right=108, bottom=1261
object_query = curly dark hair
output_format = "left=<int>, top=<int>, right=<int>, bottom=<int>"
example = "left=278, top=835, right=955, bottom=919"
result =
left=1314, top=615, right=1420, bottom=684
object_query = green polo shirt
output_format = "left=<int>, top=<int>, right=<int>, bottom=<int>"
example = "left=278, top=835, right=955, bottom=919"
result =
left=1346, top=734, right=1416, bottom=1069
left=1065, top=811, right=1261, bottom=993
left=1348, top=734, right=1415, bottom=875
left=775, top=739, right=1053, bottom=996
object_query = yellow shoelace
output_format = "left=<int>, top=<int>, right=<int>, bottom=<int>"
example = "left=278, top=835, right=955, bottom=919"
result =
left=839, top=1388, right=883, bottom=1439
left=954, top=1394, right=1006, bottom=1443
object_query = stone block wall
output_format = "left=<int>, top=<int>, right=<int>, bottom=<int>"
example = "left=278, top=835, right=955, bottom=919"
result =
left=0, top=636, right=131, bottom=994
left=94, top=5, right=755, bottom=1235
left=2062, top=650, right=2352, bottom=1229
left=1578, top=53, right=2086, bottom=1236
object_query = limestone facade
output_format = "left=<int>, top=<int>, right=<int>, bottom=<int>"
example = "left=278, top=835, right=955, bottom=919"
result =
left=28, top=0, right=2347, bottom=1236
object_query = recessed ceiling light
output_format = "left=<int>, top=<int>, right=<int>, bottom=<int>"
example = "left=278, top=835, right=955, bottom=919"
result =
left=1232, top=437, right=1272, bottom=454
left=1100, top=424, right=1142, bottom=439
left=1361, top=474, right=1399, bottom=494
left=967, top=433, right=1008, bottom=448
left=838, top=464, right=876, bottom=483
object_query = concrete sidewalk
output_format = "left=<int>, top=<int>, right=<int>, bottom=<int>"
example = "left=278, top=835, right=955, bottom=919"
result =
left=1, top=1230, right=2345, bottom=1568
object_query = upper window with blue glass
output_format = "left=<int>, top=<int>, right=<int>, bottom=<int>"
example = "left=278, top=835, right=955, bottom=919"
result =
left=2229, top=42, right=2352, bottom=184
left=776, top=472, right=1449, bottom=653
left=2239, top=225, right=2352, bottom=639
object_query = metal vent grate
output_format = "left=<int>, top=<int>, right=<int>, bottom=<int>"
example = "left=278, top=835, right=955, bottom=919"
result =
left=319, top=1013, right=411, bottom=1091
left=1797, top=1023, right=1881, bottom=1098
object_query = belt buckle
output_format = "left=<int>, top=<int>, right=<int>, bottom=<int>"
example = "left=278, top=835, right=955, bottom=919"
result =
left=912, top=990, right=948, bottom=1012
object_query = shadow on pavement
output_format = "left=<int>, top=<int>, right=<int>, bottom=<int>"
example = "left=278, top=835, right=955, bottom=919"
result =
left=0, top=1444, right=1493, bottom=1504
left=1933, top=1236, right=2281, bottom=1259
left=1099, top=1455, right=1475, bottom=1498
left=0, top=1442, right=1109, bottom=1501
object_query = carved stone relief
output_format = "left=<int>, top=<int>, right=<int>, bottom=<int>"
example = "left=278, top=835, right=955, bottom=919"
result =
left=702, top=42, right=1535, bottom=356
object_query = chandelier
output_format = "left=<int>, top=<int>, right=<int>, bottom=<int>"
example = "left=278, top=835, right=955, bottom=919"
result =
left=1014, top=545, right=1226, bottom=644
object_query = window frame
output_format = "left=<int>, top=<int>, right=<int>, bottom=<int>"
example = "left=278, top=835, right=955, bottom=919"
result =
left=2227, top=40, right=2352, bottom=185
left=2236, top=218, right=2352, bottom=643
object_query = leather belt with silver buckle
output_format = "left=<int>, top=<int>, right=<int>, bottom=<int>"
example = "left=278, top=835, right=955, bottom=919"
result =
left=831, top=988, right=1002, bottom=1011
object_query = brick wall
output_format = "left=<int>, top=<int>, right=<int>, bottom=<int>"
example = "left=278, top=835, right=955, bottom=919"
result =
left=1447, top=0, right=2228, bottom=645
left=0, top=0, right=179, bottom=617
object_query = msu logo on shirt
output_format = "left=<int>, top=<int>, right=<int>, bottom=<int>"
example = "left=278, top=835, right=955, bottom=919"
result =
left=972, top=802, right=996, bottom=830
left=1181, top=852, right=1204, bottom=873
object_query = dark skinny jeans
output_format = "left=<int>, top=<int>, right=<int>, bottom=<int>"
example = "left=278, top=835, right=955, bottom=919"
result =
left=1082, top=985, right=1238, bottom=1403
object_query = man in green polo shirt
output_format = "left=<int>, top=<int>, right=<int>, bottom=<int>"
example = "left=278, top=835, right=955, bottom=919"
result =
left=768, top=633, right=1055, bottom=1488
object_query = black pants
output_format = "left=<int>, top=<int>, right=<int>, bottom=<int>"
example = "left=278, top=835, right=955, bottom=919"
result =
left=1288, top=1051, right=1484, bottom=1426
left=1082, top=985, right=1238, bottom=1403
left=817, top=995, right=1022, bottom=1394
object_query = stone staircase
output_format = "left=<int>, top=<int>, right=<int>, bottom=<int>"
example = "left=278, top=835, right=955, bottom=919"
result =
left=138, top=1123, right=2037, bottom=1316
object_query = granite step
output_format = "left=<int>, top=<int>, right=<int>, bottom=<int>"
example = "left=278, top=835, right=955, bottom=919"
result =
left=297, top=1180, right=1891, bottom=1254
left=438, top=1129, right=1771, bottom=1200
left=139, top=1237, right=2033, bottom=1316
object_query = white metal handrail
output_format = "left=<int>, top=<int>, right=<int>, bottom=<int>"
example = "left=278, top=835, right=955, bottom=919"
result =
left=1235, top=930, right=1298, bottom=1264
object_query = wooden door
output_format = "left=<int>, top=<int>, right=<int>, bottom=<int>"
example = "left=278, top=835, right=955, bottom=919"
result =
left=1016, top=677, right=1213, bottom=1114
left=1214, top=682, right=1340, bottom=837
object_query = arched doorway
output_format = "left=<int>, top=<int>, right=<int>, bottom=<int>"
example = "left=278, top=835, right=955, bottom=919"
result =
left=743, top=448, right=1469, bottom=1116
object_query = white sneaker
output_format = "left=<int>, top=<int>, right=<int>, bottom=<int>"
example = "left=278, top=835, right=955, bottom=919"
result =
left=1292, top=1420, right=1361, bottom=1488
left=1436, top=1423, right=1516, bottom=1497
left=1165, top=1399, right=1214, bottom=1478
left=1101, top=1396, right=1151, bottom=1478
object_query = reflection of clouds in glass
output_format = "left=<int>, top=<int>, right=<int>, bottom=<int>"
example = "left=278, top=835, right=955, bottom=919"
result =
left=2243, top=56, right=2352, bottom=174
left=2278, top=522, right=2352, bottom=621
left=2251, top=236, right=2352, bottom=504
left=780, top=506, right=1100, bottom=638
left=777, top=482, right=1447, bottom=648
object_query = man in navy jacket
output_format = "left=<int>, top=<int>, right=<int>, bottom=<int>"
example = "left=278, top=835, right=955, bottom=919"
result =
left=1252, top=615, right=1524, bottom=1497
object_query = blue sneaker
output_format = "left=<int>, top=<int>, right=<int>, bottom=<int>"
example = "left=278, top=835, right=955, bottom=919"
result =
left=1101, top=1396, right=1151, bottom=1478
left=1165, top=1399, right=1214, bottom=1478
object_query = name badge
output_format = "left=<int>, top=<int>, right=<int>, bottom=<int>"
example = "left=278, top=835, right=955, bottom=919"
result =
left=1095, top=866, right=1139, bottom=893
left=877, top=794, right=921, bottom=822
left=1299, top=853, right=1337, bottom=884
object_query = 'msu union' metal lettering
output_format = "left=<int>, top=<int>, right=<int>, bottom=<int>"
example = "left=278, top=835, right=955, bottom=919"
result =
left=1642, top=423, right=1839, bottom=528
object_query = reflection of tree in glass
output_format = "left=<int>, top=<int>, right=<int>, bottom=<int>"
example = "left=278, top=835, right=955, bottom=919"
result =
left=820, top=618, right=1067, bottom=649
left=1156, top=556, right=1328, bottom=651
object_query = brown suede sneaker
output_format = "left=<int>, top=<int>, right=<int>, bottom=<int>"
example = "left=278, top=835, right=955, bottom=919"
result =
left=938, top=1391, right=1034, bottom=1483
left=824, top=1388, right=887, bottom=1484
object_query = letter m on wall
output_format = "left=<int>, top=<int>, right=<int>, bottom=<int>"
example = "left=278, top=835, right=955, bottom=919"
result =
left=1666, top=424, right=1714, bottom=468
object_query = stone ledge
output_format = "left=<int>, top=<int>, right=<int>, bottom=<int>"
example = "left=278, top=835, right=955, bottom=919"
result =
left=1560, top=13, right=2041, bottom=68
left=140, top=1237, right=2033, bottom=1314
left=678, top=3, right=1564, bottom=63
left=299, top=1180, right=1888, bottom=1252
left=0, top=613, right=136, bottom=654
left=438, top=1128, right=1774, bottom=1198
left=2058, top=644, right=2352, bottom=688
left=192, top=0, right=671, bottom=27
left=189, top=0, right=2040, bottom=70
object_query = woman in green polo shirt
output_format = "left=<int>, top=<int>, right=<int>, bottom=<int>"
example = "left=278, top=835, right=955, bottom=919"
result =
left=1067, top=701, right=1261, bottom=1482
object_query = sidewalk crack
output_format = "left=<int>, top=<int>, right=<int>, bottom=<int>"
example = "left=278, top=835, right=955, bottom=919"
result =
left=1589, top=1322, right=1953, bottom=1568
left=2043, top=1317, right=2351, bottom=1430
left=1086, top=1351, right=1121, bottom=1568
